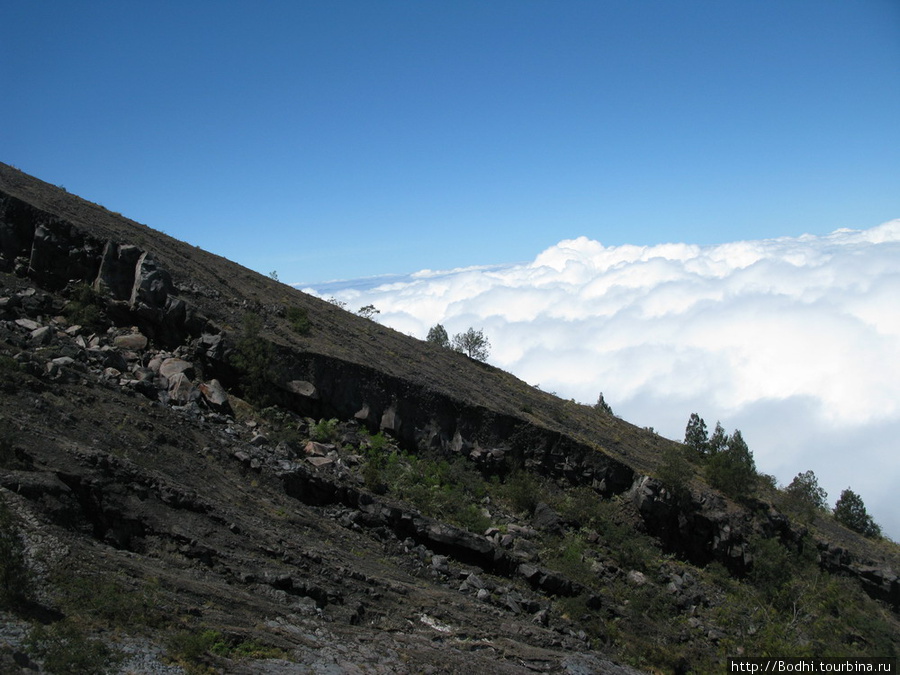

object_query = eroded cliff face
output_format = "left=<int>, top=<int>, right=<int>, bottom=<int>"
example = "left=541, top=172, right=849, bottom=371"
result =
left=0, top=180, right=900, bottom=607
left=0, top=171, right=897, bottom=623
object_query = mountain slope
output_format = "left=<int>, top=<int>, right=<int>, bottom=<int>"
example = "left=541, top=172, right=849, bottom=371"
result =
left=0, top=162, right=897, bottom=673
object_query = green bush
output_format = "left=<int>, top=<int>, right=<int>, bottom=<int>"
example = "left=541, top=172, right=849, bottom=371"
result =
left=363, top=445, right=492, bottom=533
left=230, top=314, right=275, bottom=406
left=555, top=488, right=653, bottom=571
left=656, top=445, right=692, bottom=499
left=545, top=533, right=593, bottom=586
left=286, top=306, right=311, bottom=335
left=64, top=283, right=105, bottom=328
left=499, top=470, right=542, bottom=516
left=311, top=418, right=340, bottom=442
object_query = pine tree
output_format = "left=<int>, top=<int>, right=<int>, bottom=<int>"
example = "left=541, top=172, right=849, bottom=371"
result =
left=595, top=393, right=613, bottom=415
left=684, top=413, right=709, bottom=456
left=706, top=428, right=757, bottom=500
left=708, top=421, right=727, bottom=456
left=833, top=488, right=881, bottom=538
left=426, top=324, right=450, bottom=348
left=785, top=470, right=828, bottom=519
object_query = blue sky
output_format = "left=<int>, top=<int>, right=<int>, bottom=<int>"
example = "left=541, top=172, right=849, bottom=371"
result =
left=3, top=0, right=899, bottom=285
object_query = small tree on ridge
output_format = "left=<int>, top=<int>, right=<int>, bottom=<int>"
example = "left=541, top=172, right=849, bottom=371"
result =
left=426, top=324, right=450, bottom=348
left=452, top=327, right=491, bottom=362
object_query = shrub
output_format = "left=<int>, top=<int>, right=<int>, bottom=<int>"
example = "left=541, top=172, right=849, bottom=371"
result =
left=230, top=314, right=275, bottom=406
left=54, top=574, right=166, bottom=629
left=556, top=489, right=653, bottom=571
left=286, top=306, right=310, bottom=335
left=357, top=304, right=380, bottom=319
left=500, top=470, right=541, bottom=516
left=311, top=418, right=340, bottom=442
left=0, top=418, right=28, bottom=469
left=63, top=282, right=105, bottom=328
left=167, top=629, right=220, bottom=672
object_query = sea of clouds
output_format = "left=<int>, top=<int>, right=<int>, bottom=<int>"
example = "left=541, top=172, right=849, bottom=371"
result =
left=303, top=220, right=900, bottom=539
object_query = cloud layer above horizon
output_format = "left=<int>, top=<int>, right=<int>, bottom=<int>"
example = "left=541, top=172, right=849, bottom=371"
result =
left=304, top=221, right=900, bottom=538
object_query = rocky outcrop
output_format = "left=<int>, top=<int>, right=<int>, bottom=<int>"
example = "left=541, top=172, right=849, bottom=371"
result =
left=818, top=540, right=900, bottom=608
left=0, top=190, right=208, bottom=347
left=631, top=475, right=757, bottom=574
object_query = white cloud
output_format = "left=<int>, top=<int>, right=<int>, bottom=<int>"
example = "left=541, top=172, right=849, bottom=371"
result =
left=304, top=220, right=900, bottom=539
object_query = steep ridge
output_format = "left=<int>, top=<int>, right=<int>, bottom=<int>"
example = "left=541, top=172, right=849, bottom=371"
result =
left=0, top=162, right=897, bottom=673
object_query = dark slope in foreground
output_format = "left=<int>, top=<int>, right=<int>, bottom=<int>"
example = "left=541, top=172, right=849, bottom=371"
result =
left=0, top=162, right=897, bottom=673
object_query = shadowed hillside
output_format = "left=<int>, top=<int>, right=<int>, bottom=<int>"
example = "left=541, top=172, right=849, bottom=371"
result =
left=0, top=161, right=897, bottom=673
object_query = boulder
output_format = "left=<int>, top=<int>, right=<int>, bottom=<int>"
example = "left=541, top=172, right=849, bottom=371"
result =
left=15, top=318, right=41, bottom=331
left=113, top=333, right=148, bottom=350
left=380, top=406, right=400, bottom=433
left=532, top=502, right=563, bottom=535
left=285, top=380, right=318, bottom=398
left=167, top=372, right=198, bottom=405
left=198, top=379, right=231, bottom=414
left=198, top=332, right=224, bottom=360
left=306, top=456, right=334, bottom=468
left=304, top=441, right=331, bottom=457
left=159, top=357, right=194, bottom=380
left=30, top=325, right=53, bottom=345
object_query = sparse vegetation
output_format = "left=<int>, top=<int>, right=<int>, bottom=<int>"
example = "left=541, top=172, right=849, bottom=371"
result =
left=498, top=469, right=542, bottom=516
left=362, top=438, right=491, bottom=533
